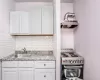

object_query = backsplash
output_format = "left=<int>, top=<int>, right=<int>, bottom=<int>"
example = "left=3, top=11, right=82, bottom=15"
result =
left=15, top=36, right=53, bottom=50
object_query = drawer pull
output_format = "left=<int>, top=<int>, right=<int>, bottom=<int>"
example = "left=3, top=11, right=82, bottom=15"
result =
left=44, top=64, right=46, bottom=66
left=44, top=75, right=46, bottom=77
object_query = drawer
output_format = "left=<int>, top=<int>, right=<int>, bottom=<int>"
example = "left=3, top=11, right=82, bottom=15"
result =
left=35, top=69, right=55, bottom=80
left=18, top=61, right=34, bottom=68
left=35, top=61, right=55, bottom=69
left=2, top=61, right=18, bottom=68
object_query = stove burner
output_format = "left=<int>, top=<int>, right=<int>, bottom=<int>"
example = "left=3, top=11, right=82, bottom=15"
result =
left=61, top=52, right=79, bottom=57
left=69, top=53, right=78, bottom=57
left=61, top=53, right=69, bottom=57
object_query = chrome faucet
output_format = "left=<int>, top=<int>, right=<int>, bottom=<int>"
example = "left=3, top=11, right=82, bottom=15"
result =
left=22, top=47, right=27, bottom=53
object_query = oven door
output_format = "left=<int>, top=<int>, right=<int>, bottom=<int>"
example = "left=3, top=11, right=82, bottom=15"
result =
left=64, top=65, right=82, bottom=78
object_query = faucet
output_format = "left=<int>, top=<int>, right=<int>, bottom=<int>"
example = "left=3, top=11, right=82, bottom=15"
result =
left=22, top=47, right=27, bottom=54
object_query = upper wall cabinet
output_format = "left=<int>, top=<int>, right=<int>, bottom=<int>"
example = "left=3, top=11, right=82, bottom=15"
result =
left=42, top=6, right=53, bottom=34
left=30, top=7, right=41, bottom=34
left=10, top=11, right=29, bottom=34
left=10, top=12, right=20, bottom=34
left=20, top=12, right=29, bottom=34
left=10, top=6, right=54, bottom=36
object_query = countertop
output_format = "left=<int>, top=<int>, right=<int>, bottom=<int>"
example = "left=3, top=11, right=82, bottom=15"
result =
left=2, top=51, right=56, bottom=61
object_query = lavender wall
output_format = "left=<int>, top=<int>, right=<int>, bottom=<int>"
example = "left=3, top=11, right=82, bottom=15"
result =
left=61, top=3, right=74, bottom=49
left=74, top=0, right=100, bottom=80
left=0, top=0, right=15, bottom=58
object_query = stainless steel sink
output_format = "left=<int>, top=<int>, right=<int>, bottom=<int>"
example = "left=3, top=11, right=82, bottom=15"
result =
left=15, top=53, right=32, bottom=58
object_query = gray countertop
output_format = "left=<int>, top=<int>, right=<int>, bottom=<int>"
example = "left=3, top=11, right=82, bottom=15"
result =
left=2, top=51, right=56, bottom=61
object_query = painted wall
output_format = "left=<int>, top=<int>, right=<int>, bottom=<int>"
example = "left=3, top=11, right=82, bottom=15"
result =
left=61, top=3, right=74, bottom=49
left=0, top=0, right=15, bottom=58
left=74, top=0, right=100, bottom=80
left=15, top=2, right=53, bottom=11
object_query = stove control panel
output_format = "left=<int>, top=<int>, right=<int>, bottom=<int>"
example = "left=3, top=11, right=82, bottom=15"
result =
left=62, top=57, right=84, bottom=65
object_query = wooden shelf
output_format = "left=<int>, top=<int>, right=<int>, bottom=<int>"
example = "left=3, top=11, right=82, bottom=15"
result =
left=10, top=34, right=53, bottom=36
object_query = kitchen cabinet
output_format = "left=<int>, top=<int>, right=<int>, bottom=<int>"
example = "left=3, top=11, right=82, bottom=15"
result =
left=35, top=69, right=55, bottom=80
left=35, top=61, right=55, bottom=80
left=18, top=61, right=34, bottom=80
left=42, top=6, right=53, bottom=34
left=2, top=61, right=18, bottom=68
left=18, top=61, right=34, bottom=68
left=10, top=6, right=54, bottom=35
left=30, top=7, right=41, bottom=34
left=20, top=12, right=29, bottom=34
left=10, top=12, right=20, bottom=34
left=2, top=61, right=55, bottom=80
left=35, top=61, right=55, bottom=69
left=2, top=61, right=34, bottom=80
left=10, top=11, right=29, bottom=35
left=19, top=68, right=34, bottom=80
left=2, top=68, right=18, bottom=80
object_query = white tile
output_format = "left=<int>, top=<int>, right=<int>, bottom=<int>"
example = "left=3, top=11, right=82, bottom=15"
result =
left=15, top=36, right=53, bottom=50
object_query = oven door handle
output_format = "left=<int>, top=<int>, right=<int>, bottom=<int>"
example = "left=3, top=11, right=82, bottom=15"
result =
left=64, top=65, right=82, bottom=68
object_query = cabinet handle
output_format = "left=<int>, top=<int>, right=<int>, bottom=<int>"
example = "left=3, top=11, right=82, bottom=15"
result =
left=44, top=75, right=46, bottom=77
left=44, top=64, right=46, bottom=66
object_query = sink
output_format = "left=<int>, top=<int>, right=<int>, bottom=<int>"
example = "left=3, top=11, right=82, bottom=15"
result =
left=16, top=53, right=32, bottom=58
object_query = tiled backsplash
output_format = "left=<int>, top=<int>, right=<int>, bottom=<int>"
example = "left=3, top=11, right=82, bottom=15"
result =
left=15, top=36, right=53, bottom=50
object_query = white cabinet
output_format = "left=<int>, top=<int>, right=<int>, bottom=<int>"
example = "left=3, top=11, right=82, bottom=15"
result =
left=2, top=61, right=18, bottom=68
left=10, top=11, right=29, bottom=35
left=20, top=12, right=29, bottom=34
left=18, top=61, right=34, bottom=80
left=35, top=69, right=55, bottom=80
left=35, top=61, right=55, bottom=80
left=2, top=61, right=55, bottom=80
left=42, top=6, right=54, bottom=34
left=10, top=12, right=20, bottom=34
left=30, top=7, right=41, bottom=34
left=35, top=61, right=55, bottom=69
left=18, top=61, right=34, bottom=68
left=10, top=6, right=54, bottom=35
left=19, top=68, right=34, bottom=80
left=2, top=68, right=18, bottom=80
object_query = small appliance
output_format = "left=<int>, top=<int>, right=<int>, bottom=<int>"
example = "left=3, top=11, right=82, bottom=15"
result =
left=61, top=12, right=78, bottom=28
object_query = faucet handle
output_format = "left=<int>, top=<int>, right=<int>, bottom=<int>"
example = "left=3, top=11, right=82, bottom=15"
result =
left=22, top=47, right=26, bottom=50
left=22, top=47, right=27, bottom=53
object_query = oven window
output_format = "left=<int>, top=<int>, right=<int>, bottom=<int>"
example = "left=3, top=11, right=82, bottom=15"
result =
left=64, top=69, right=79, bottom=77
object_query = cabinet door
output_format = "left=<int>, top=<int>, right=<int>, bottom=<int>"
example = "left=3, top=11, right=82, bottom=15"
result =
left=2, top=68, right=18, bottom=80
left=35, top=69, right=55, bottom=80
left=30, top=7, right=41, bottom=34
left=10, top=12, right=20, bottom=34
left=42, top=6, right=53, bottom=34
left=20, top=12, right=29, bottom=34
left=2, top=61, right=18, bottom=68
left=19, top=68, right=34, bottom=80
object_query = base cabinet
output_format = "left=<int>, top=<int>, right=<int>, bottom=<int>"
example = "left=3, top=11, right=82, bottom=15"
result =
left=2, top=68, right=18, bottom=80
left=35, top=69, right=55, bottom=80
left=2, top=61, right=55, bottom=80
left=19, top=68, right=34, bottom=80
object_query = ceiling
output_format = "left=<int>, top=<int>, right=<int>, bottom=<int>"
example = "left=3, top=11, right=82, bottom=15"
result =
left=15, top=0, right=74, bottom=3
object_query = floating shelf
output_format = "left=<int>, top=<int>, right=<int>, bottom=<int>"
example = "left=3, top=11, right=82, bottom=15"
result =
left=61, top=21, right=78, bottom=29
